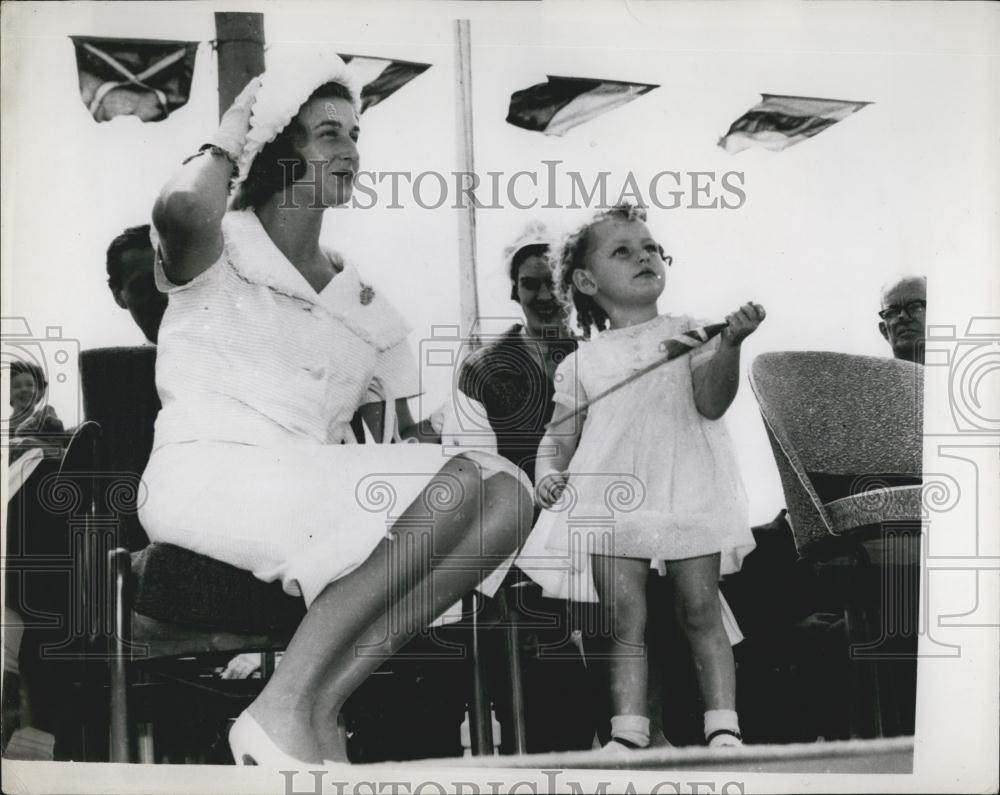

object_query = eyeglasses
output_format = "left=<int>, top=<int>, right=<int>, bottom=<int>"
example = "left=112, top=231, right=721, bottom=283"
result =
left=518, top=276, right=554, bottom=292
left=878, top=299, right=926, bottom=321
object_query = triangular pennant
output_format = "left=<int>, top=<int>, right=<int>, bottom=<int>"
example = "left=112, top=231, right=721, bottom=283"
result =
left=70, top=36, right=198, bottom=123
left=718, top=93, right=871, bottom=154
left=506, top=75, right=658, bottom=136
left=339, top=55, right=431, bottom=112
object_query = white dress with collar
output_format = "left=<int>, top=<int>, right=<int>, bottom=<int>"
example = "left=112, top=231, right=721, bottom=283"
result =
left=515, top=314, right=752, bottom=642
left=139, top=210, right=525, bottom=605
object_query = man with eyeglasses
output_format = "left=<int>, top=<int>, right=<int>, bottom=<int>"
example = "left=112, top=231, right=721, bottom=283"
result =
left=878, top=276, right=926, bottom=365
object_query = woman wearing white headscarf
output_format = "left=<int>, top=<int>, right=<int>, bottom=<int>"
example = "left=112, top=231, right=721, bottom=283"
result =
left=142, top=51, right=531, bottom=766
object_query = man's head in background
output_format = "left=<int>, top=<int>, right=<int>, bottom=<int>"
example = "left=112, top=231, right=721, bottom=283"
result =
left=106, top=225, right=167, bottom=344
left=506, top=222, right=570, bottom=338
left=878, top=276, right=926, bottom=365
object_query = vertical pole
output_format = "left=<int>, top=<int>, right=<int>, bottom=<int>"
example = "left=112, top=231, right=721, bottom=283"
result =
left=499, top=589, right=528, bottom=754
left=108, top=548, right=132, bottom=762
left=454, top=19, right=480, bottom=347
left=455, top=16, right=490, bottom=754
left=215, top=12, right=266, bottom=120
left=465, top=592, right=494, bottom=755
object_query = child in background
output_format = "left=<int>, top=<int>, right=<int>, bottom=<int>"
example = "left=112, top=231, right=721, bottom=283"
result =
left=528, top=204, right=763, bottom=750
left=8, top=360, right=65, bottom=464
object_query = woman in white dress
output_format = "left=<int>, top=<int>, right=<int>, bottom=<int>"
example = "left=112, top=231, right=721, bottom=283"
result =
left=141, top=53, right=532, bottom=766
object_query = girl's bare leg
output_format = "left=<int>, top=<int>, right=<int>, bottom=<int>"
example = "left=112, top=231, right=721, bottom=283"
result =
left=246, top=455, right=531, bottom=763
left=591, top=554, right=650, bottom=719
left=663, top=553, right=735, bottom=710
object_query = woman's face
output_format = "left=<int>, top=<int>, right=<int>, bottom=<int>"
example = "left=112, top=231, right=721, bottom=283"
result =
left=10, top=372, right=39, bottom=414
left=516, top=254, right=565, bottom=330
left=291, top=95, right=361, bottom=208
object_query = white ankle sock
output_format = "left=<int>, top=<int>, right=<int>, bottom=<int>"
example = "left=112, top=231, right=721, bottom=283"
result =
left=610, top=714, right=650, bottom=749
left=704, top=709, right=742, bottom=746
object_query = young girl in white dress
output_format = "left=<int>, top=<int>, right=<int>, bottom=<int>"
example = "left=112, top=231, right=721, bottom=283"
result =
left=527, top=204, right=764, bottom=750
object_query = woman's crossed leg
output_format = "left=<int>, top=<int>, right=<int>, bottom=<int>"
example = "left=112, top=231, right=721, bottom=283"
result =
left=245, top=453, right=532, bottom=763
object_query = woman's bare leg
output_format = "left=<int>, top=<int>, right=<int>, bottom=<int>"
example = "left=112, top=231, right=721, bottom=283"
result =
left=663, top=553, right=735, bottom=711
left=308, top=481, right=530, bottom=759
left=591, top=554, right=650, bottom=720
left=246, top=455, right=531, bottom=763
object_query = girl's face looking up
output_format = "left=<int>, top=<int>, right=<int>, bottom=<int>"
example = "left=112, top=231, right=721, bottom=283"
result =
left=575, top=218, right=667, bottom=311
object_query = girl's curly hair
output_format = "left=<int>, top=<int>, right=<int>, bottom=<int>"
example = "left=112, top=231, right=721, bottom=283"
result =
left=554, top=203, right=650, bottom=339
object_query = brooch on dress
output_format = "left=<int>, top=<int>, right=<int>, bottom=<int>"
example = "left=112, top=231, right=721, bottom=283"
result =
left=359, top=283, right=375, bottom=305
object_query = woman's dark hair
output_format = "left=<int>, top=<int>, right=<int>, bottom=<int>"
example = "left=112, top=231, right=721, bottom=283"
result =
left=9, top=359, right=46, bottom=394
left=106, top=224, right=152, bottom=293
left=232, top=81, right=356, bottom=210
left=556, top=203, right=660, bottom=339
left=508, top=243, right=550, bottom=301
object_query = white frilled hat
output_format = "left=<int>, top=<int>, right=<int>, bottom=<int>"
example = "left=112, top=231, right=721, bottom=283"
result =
left=503, top=220, right=553, bottom=271
left=231, top=47, right=361, bottom=195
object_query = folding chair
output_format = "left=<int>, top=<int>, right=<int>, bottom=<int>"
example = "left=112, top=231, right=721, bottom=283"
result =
left=748, top=351, right=923, bottom=738
left=70, top=347, right=301, bottom=761
left=76, top=346, right=502, bottom=762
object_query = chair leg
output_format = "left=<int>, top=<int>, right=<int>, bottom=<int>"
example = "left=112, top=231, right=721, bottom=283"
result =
left=108, top=549, right=131, bottom=762
left=109, top=660, right=129, bottom=762
left=464, top=592, right=494, bottom=755
left=844, top=547, right=883, bottom=739
left=499, top=589, right=527, bottom=754
left=848, top=528, right=921, bottom=737
left=137, top=722, right=155, bottom=763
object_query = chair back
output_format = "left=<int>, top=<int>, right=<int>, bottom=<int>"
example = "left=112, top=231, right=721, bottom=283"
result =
left=749, top=351, right=923, bottom=554
left=79, top=347, right=160, bottom=550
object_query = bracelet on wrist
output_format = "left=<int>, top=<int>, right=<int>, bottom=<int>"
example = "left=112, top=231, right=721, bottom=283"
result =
left=182, top=144, right=239, bottom=186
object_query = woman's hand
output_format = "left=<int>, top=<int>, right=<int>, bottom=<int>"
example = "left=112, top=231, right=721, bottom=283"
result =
left=428, top=404, right=447, bottom=437
left=14, top=405, right=59, bottom=436
left=209, top=75, right=263, bottom=159
left=218, top=652, right=261, bottom=680
left=14, top=413, right=42, bottom=436
left=328, top=421, right=359, bottom=444
left=721, top=302, right=766, bottom=347
left=535, top=471, right=569, bottom=509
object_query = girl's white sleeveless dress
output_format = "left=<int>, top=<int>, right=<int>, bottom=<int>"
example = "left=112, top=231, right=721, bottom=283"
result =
left=517, top=314, right=755, bottom=610
left=140, top=210, right=528, bottom=606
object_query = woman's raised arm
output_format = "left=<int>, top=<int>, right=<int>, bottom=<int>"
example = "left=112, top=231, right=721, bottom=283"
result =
left=152, top=77, right=261, bottom=284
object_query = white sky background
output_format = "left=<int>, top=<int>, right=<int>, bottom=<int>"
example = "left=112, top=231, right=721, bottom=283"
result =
left=2, top=0, right=999, bottom=528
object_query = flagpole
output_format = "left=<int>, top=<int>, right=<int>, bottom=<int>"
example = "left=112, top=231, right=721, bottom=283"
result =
left=454, top=19, right=480, bottom=348
left=454, top=17, right=497, bottom=758
left=215, top=12, right=265, bottom=119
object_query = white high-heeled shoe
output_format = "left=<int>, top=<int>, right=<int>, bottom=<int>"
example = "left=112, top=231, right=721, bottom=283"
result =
left=229, top=711, right=313, bottom=768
